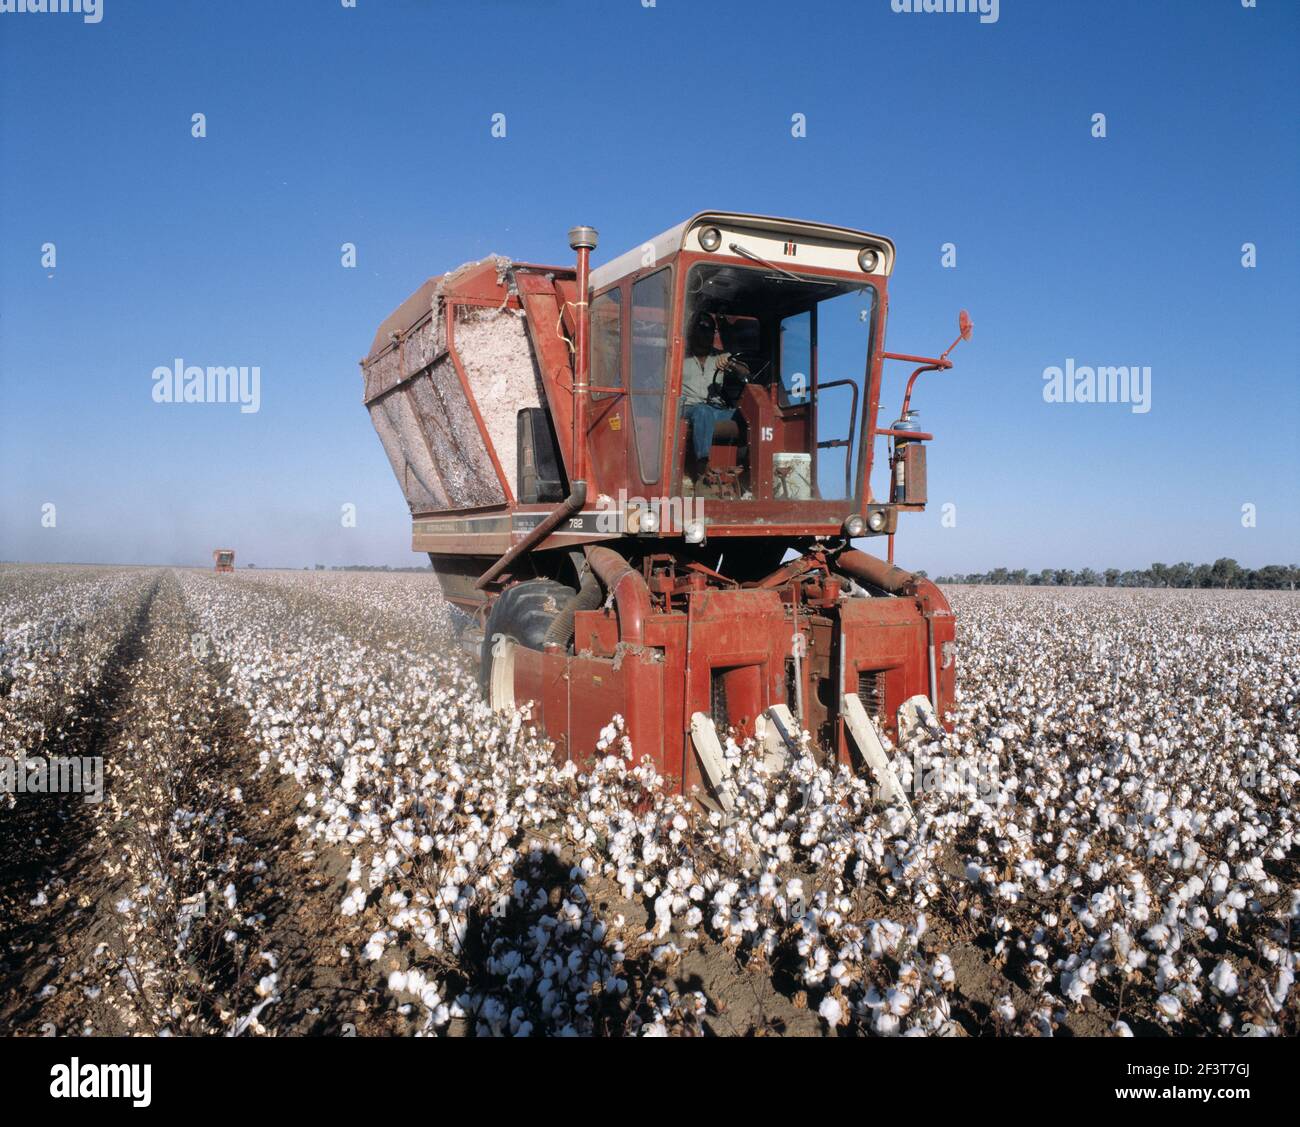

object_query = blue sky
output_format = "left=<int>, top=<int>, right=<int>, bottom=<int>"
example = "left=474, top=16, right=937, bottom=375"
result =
left=1, top=0, right=1296, bottom=572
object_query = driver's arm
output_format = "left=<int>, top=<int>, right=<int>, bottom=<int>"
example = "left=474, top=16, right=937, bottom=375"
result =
left=718, top=352, right=751, bottom=378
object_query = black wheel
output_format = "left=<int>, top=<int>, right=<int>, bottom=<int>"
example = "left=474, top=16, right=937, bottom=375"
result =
left=479, top=579, right=573, bottom=709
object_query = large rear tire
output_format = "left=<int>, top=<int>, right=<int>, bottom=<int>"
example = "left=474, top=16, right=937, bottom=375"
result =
left=479, top=579, right=573, bottom=710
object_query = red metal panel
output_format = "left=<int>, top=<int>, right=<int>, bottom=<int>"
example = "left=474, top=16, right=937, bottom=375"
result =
left=572, top=608, right=618, bottom=656
left=363, top=276, right=440, bottom=365
left=565, top=655, right=636, bottom=768
left=516, top=273, right=579, bottom=492
left=678, top=587, right=790, bottom=794
left=608, top=651, right=664, bottom=782
left=838, top=595, right=937, bottom=760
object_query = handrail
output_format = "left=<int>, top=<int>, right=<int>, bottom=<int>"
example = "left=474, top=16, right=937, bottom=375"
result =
left=878, top=350, right=953, bottom=368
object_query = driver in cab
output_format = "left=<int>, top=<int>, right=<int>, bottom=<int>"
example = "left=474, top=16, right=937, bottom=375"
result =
left=681, top=311, right=749, bottom=485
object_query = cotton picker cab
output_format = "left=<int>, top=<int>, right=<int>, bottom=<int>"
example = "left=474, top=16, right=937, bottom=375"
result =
left=362, top=212, right=971, bottom=809
left=213, top=549, right=235, bottom=573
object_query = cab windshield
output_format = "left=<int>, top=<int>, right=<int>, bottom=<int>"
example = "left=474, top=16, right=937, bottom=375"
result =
left=680, top=261, right=875, bottom=503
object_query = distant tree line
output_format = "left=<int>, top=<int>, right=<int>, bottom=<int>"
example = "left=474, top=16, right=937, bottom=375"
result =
left=327, top=564, right=434, bottom=572
left=931, top=559, right=1298, bottom=590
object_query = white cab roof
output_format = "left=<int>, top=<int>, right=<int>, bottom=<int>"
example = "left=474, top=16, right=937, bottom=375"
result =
left=588, top=211, right=896, bottom=291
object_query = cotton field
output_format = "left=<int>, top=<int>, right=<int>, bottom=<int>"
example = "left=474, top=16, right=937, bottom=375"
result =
left=0, top=565, right=1295, bottom=1038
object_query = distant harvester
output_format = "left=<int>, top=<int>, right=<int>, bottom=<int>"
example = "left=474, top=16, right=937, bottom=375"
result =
left=213, top=549, right=235, bottom=573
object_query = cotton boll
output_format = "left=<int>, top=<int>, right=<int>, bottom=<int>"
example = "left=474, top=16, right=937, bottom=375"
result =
left=1209, top=959, right=1239, bottom=997
left=819, top=995, right=844, bottom=1027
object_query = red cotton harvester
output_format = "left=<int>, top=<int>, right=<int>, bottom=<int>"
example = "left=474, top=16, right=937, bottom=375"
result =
left=362, top=212, right=972, bottom=811
left=213, top=549, right=235, bottom=573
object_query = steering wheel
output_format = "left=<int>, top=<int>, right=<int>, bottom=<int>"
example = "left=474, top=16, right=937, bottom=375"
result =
left=727, top=352, right=769, bottom=382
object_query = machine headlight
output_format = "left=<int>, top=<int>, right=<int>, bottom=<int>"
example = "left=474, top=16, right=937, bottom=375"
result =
left=843, top=514, right=866, bottom=538
left=639, top=508, right=659, bottom=533
left=698, top=226, right=722, bottom=252
left=684, top=519, right=706, bottom=544
left=867, top=510, right=887, bottom=532
left=858, top=246, right=880, bottom=273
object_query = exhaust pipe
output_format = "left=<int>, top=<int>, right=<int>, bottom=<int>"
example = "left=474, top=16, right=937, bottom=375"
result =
left=477, top=224, right=598, bottom=594
left=568, top=225, right=598, bottom=486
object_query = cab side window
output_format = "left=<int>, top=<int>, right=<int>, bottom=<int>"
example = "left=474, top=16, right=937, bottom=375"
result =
left=591, top=287, right=622, bottom=400
left=629, top=270, right=671, bottom=483
left=779, top=310, right=811, bottom=407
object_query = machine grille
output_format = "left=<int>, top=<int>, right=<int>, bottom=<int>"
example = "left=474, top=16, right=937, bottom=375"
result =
left=711, top=672, right=728, bottom=732
left=857, top=670, right=885, bottom=720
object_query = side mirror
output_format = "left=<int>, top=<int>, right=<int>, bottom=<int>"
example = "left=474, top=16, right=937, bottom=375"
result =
left=940, top=310, right=973, bottom=363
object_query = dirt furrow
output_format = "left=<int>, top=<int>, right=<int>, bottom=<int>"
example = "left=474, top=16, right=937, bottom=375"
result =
left=176, top=590, right=390, bottom=1036
left=0, top=572, right=161, bottom=1031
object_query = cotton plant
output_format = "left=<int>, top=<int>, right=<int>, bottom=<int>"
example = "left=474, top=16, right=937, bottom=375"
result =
left=7, top=567, right=1293, bottom=1037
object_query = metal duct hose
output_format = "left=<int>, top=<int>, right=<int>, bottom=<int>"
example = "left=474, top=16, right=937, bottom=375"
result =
left=583, top=545, right=650, bottom=647
left=543, top=560, right=603, bottom=649
left=833, top=548, right=917, bottom=595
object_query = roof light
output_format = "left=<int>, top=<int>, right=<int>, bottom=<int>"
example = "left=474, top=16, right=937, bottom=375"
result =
left=698, top=226, right=722, bottom=252
left=858, top=246, right=880, bottom=272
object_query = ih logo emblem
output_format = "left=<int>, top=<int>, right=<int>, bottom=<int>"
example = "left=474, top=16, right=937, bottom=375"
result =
left=783, top=241, right=798, bottom=256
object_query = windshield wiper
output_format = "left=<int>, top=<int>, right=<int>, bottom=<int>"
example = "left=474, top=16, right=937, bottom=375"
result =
left=728, top=242, right=837, bottom=287
left=728, top=241, right=801, bottom=281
